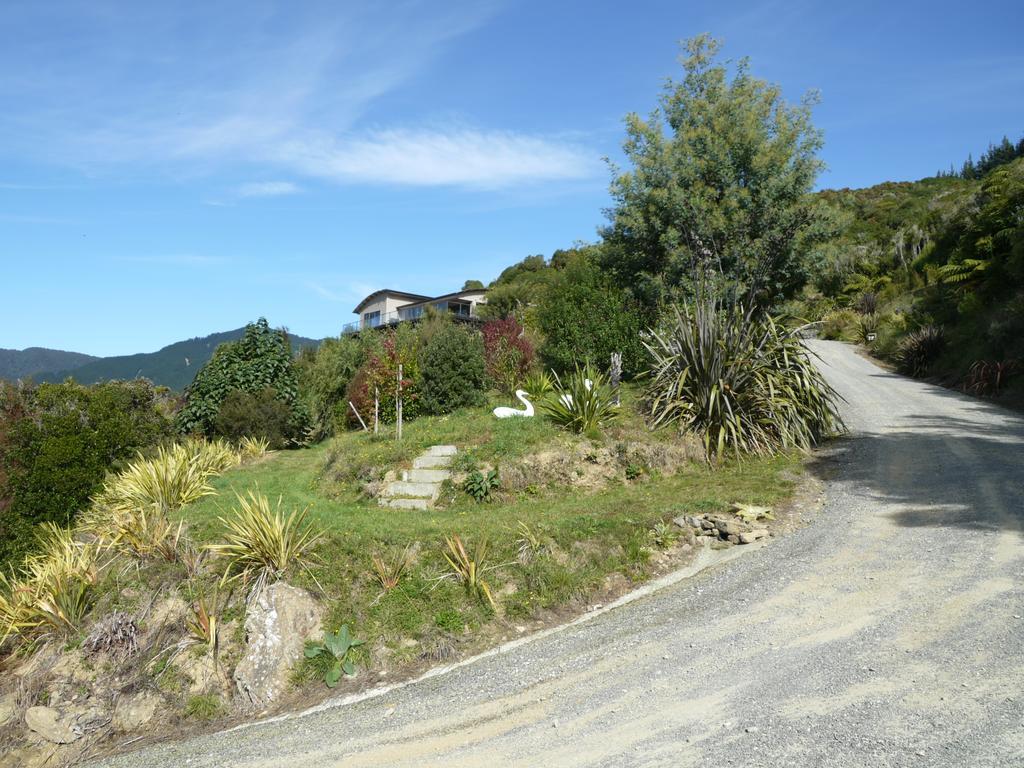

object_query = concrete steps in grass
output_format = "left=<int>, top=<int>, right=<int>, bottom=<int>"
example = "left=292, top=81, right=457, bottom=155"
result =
left=379, top=445, right=457, bottom=510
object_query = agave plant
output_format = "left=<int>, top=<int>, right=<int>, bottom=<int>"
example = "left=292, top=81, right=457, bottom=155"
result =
left=644, top=297, right=844, bottom=458
left=208, top=490, right=323, bottom=595
left=539, top=365, right=618, bottom=435
left=895, top=325, right=945, bottom=378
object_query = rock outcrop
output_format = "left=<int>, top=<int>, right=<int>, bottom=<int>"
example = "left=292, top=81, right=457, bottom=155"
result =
left=234, top=582, right=322, bottom=708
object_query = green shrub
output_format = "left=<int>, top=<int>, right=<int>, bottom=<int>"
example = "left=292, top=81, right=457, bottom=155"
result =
left=644, top=297, right=844, bottom=458
left=895, top=325, right=946, bottom=378
left=295, top=335, right=364, bottom=440
left=419, top=325, right=486, bottom=415
left=481, top=318, right=534, bottom=393
left=0, top=380, right=172, bottom=565
left=213, top=388, right=297, bottom=449
left=535, top=258, right=647, bottom=377
left=176, top=319, right=309, bottom=441
left=184, top=695, right=223, bottom=721
left=819, top=308, right=858, bottom=340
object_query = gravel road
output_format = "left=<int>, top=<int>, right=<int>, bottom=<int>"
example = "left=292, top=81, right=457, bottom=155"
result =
left=96, top=340, right=1024, bottom=767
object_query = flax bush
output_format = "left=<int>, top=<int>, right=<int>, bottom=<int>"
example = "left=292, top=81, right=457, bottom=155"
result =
left=644, top=297, right=844, bottom=458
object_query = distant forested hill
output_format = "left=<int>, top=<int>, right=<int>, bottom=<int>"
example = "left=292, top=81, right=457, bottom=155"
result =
left=0, top=347, right=98, bottom=381
left=35, top=328, right=321, bottom=392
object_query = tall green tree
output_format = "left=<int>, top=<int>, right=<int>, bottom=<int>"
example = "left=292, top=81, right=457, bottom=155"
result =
left=602, top=35, right=831, bottom=308
left=176, top=318, right=309, bottom=441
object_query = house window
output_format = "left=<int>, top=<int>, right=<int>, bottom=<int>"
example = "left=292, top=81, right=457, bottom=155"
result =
left=362, top=310, right=381, bottom=328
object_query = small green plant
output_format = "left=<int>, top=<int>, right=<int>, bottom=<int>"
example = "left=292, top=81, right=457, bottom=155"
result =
left=520, top=369, right=555, bottom=399
left=371, top=546, right=411, bottom=593
left=540, top=364, right=619, bottom=435
left=185, top=591, right=220, bottom=654
left=442, top=535, right=496, bottom=609
left=649, top=521, right=679, bottom=549
left=184, top=694, right=223, bottom=721
left=625, top=463, right=643, bottom=480
left=304, top=625, right=365, bottom=687
left=237, top=435, right=271, bottom=461
left=434, top=609, right=464, bottom=633
left=515, top=521, right=549, bottom=564
left=463, top=470, right=500, bottom=503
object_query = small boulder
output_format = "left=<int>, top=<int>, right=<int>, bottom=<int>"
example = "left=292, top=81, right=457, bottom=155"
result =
left=712, top=518, right=744, bottom=537
left=739, top=529, right=769, bottom=544
left=112, top=692, right=161, bottom=732
left=25, top=706, right=78, bottom=744
left=234, top=582, right=322, bottom=708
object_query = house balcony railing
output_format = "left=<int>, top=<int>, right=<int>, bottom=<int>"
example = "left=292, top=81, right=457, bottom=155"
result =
left=341, top=303, right=479, bottom=335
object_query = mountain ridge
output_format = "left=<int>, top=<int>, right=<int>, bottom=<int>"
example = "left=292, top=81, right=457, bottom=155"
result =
left=3, top=327, right=321, bottom=392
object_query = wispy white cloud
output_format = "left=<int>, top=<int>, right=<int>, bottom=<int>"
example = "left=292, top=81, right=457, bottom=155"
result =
left=0, top=2, right=596, bottom=190
left=235, top=181, right=302, bottom=198
left=277, top=128, right=595, bottom=188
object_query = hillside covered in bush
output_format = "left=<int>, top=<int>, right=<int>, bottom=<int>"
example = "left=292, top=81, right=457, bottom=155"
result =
left=792, top=137, right=1023, bottom=397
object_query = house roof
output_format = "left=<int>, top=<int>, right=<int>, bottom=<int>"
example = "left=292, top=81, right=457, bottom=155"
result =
left=352, top=289, right=432, bottom=315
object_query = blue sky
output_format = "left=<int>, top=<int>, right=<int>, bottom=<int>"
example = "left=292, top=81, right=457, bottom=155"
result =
left=2, top=0, right=1022, bottom=356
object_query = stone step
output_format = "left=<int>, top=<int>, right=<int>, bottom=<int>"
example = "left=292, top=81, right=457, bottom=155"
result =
left=384, top=481, right=439, bottom=499
left=426, top=445, right=458, bottom=457
left=380, top=497, right=430, bottom=510
left=413, top=454, right=452, bottom=469
left=409, top=468, right=450, bottom=483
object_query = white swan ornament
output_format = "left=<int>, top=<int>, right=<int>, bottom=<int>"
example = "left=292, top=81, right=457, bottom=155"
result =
left=493, top=389, right=534, bottom=419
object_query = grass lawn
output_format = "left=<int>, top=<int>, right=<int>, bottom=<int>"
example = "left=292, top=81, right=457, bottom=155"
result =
left=174, top=392, right=802, bottom=683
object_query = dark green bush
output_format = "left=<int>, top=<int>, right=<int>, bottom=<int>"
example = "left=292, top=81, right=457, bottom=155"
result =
left=419, top=325, right=486, bottom=415
left=213, top=388, right=296, bottom=448
left=535, top=258, right=647, bottom=378
left=0, top=379, right=172, bottom=564
left=895, top=325, right=946, bottom=378
left=176, top=318, right=309, bottom=440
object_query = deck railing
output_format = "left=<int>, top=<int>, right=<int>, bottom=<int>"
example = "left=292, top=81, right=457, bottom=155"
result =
left=341, top=304, right=478, bottom=335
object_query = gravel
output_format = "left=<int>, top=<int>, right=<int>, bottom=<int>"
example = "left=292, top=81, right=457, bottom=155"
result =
left=94, top=341, right=1024, bottom=767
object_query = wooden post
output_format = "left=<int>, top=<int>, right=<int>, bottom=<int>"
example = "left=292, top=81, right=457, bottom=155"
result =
left=396, top=364, right=403, bottom=441
left=374, top=388, right=379, bottom=436
left=610, top=352, right=622, bottom=406
left=348, top=401, right=368, bottom=431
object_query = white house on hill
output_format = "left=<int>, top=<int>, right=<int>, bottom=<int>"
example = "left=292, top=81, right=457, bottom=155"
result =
left=344, top=288, right=488, bottom=334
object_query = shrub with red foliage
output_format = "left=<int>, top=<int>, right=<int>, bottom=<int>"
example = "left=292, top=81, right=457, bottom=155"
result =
left=344, top=332, right=421, bottom=427
left=482, top=318, right=534, bottom=392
